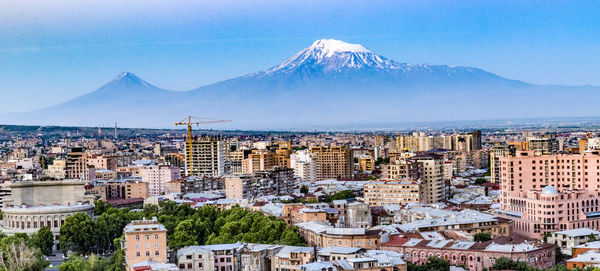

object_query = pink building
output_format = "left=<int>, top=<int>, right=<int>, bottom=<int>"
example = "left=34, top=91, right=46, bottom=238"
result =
left=498, top=150, right=600, bottom=239
left=140, top=165, right=181, bottom=196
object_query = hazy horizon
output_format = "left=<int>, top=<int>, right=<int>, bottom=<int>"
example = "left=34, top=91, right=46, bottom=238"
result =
left=2, top=0, right=600, bottom=114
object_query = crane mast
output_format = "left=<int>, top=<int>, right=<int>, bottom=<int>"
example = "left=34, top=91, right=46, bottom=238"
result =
left=175, top=116, right=232, bottom=176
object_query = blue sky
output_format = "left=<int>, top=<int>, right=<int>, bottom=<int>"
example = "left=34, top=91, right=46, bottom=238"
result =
left=1, top=0, right=599, bottom=113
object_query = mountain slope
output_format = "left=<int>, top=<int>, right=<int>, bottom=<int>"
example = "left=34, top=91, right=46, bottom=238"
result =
left=3, top=39, right=600, bottom=129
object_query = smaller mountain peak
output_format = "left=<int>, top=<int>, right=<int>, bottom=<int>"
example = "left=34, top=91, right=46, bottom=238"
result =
left=309, top=39, right=372, bottom=56
left=103, top=72, right=152, bottom=89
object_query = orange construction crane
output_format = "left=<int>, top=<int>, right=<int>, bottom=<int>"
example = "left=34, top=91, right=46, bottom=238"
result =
left=175, top=116, right=232, bottom=176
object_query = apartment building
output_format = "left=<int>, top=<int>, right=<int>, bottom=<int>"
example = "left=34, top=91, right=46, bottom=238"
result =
left=66, top=147, right=91, bottom=181
left=489, top=143, right=516, bottom=183
left=185, top=137, right=226, bottom=177
left=382, top=154, right=446, bottom=204
left=310, top=146, right=352, bottom=180
left=224, top=168, right=296, bottom=199
left=91, top=179, right=149, bottom=201
left=177, top=243, right=243, bottom=271
left=140, top=164, right=181, bottom=196
left=364, top=180, right=422, bottom=206
left=290, top=151, right=316, bottom=182
left=498, top=150, right=600, bottom=238
left=243, top=150, right=276, bottom=174
left=123, top=218, right=168, bottom=271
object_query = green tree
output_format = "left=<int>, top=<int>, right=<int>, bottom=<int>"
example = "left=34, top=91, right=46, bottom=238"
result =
left=94, top=200, right=111, bottom=216
left=59, top=213, right=96, bottom=255
left=589, top=233, right=597, bottom=242
left=474, top=232, right=492, bottom=242
left=170, top=219, right=198, bottom=249
left=0, top=240, right=49, bottom=271
left=475, top=178, right=487, bottom=185
left=555, top=244, right=567, bottom=264
left=300, top=185, right=309, bottom=194
left=31, top=226, right=54, bottom=256
left=58, top=254, right=110, bottom=271
left=491, top=257, right=527, bottom=271
left=407, top=257, right=450, bottom=271
left=327, top=190, right=356, bottom=202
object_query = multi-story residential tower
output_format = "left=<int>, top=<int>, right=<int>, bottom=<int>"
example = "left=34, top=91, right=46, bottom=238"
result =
left=309, top=146, right=352, bottom=180
left=66, top=147, right=90, bottom=181
left=490, top=143, right=516, bottom=183
left=382, top=154, right=445, bottom=204
left=184, top=137, right=225, bottom=177
left=498, top=150, right=600, bottom=238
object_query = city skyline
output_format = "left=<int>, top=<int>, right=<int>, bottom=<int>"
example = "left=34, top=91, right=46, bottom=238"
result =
left=1, top=0, right=600, bottom=115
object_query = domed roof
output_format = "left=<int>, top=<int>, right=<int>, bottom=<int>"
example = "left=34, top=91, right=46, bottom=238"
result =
left=541, top=185, right=558, bottom=195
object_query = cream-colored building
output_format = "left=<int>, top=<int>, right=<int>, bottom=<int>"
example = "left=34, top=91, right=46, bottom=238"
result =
left=364, top=180, right=422, bottom=206
left=382, top=154, right=446, bottom=204
left=0, top=179, right=95, bottom=250
left=310, top=146, right=352, bottom=180
left=123, top=218, right=168, bottom=271
left=46, top=159, right=66, bottom=179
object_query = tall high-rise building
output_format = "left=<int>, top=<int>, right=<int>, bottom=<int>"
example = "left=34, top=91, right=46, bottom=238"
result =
left=470, top=130, right=482, bottom=150
left=290, top=150, right=316, bottom=182
left=309, top=146, right=352, bottom=180
left=490, top=143, right=516, bottom=183
left=527, top=134, right=560, bottom=154
left=498, top=150, right=600, bottom=239
left=66, top=147, right=91, bottom=181
left=184, top=137, right=225, bottom=177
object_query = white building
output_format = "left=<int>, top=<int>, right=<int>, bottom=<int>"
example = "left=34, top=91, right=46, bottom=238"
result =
left=290, top=151, right=316, bottom=182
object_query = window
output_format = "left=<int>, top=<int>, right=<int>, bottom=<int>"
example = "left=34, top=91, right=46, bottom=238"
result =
left=136, top=252, right=140, bottom=257
left=146, top=251, right=150, bottom=256
left=155, top=234, right=159, bottom=239
left=136, top=235, right=140, bottom=240
left=145, top=235, right=150, bottom=240
left=155, top=251, right=160, bottom=256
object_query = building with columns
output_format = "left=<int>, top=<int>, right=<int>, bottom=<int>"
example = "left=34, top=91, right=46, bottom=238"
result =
left=0, top=179, right=95, bottom=250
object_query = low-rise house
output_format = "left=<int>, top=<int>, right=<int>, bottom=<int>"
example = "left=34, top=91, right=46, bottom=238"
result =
left=381, top=236, right=554, bottom=271
left=296, top=221, right=383, bottom=250
left=567, top=250, right=600, bottom=269
left=176, top=243, right=244, bottom=271
left=548, top=228, right=600, bottom=256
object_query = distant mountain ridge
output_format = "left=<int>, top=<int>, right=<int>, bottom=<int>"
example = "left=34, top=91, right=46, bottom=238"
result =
left=2, top=39, right=599, bottom=130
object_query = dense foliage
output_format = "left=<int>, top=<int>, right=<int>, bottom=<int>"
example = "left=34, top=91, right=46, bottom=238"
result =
left=58, top=202, right=304, bottom=270
left=0, top=232, right=49, bottom=271
left=326, top=190, right=357, bottom=202
left=407, top=257, right=450, bottom=271
left=59, top=201, right=305, bottom=265
left=474, top=232, right=491, bottom=242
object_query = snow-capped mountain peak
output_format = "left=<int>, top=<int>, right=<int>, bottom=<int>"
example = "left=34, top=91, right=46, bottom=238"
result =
left=264, top=39, right=403, bottom=74
left=308, top=39, right=372, bottom=57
